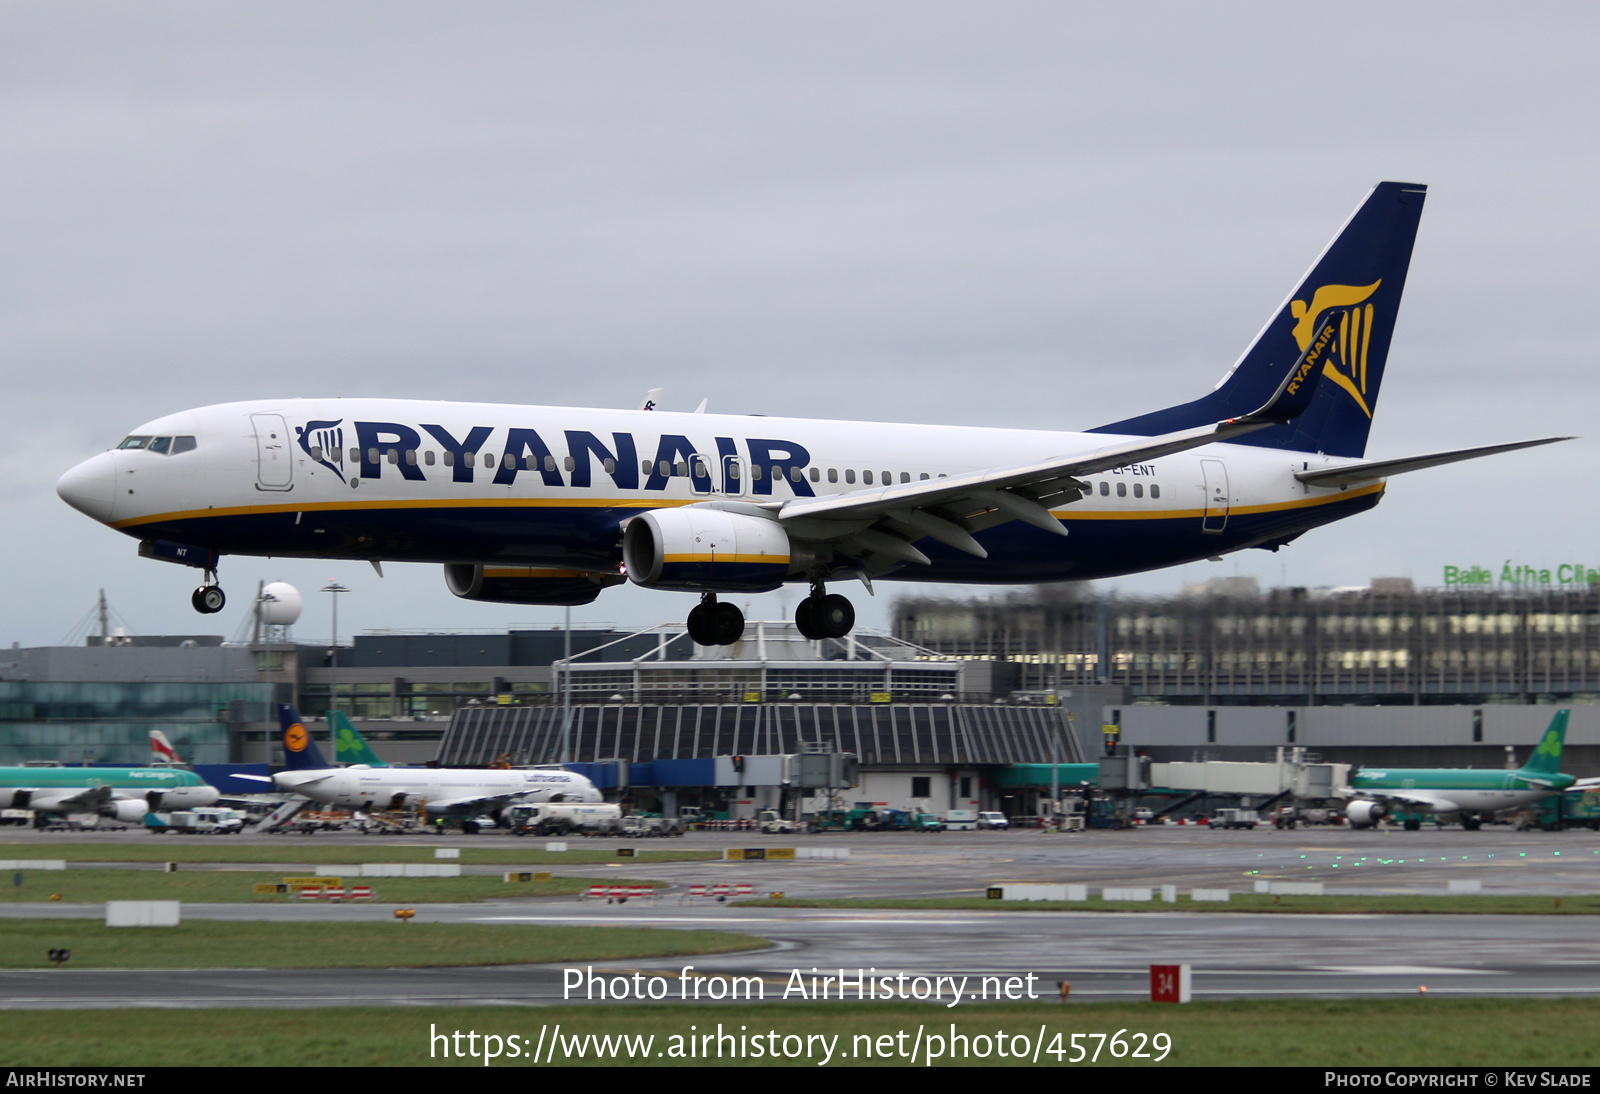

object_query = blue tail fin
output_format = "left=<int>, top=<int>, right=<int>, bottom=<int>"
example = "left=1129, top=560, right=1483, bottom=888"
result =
left=278, top=704, right=331, bottom=769
left=1092, top=181, right=1427, bottom=458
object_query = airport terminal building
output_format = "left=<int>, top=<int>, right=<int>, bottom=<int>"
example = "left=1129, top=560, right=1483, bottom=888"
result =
left=7, top=573, right=1599, bottom=810
left=894, top=577, right=1600, bottom=775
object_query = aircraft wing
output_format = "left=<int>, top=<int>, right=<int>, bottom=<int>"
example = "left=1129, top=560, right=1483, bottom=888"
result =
left=1294, top=437, right=1572, bottom=488
left=427, top=793, right=524, bottom=813
left=776, top=326, right=1334, bottom=568
left=1355, top=789, right=1463, bottom=813
left=22, top=787, right=117, bottom=813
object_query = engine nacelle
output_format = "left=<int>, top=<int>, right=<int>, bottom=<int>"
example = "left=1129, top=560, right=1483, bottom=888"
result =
left=444, top=564, right=620, bottom=606
left=109, top=798, right=152, bottom=824
left=1346, top=799, right=1387, bottom=828
left=622, top=507, right=793, bottom=592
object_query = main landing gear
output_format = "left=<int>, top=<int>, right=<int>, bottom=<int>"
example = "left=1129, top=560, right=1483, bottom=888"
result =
left=795, top=582, right=854, bottom=640
left=191, top=569, right=226, bottom=615
left=686, top=593, right=745, bottom=646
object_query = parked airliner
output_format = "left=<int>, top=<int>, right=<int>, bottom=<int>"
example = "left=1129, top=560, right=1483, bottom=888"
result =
left=1344, top=710, right=1586, bottom=829
left=263, top=705, right=600, bottom=830
left=56, top=182, right=1565, bottom=645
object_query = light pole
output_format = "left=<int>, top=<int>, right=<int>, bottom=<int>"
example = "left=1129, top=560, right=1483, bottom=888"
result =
left=321, top=581, right=349, bottom=760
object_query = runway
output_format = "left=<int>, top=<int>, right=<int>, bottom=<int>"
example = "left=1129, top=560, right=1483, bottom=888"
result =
left=2, top=825, right=1597, bottom=1008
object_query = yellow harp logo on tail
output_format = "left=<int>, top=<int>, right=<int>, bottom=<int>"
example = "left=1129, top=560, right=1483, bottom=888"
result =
left=1289, top=281, right=1382, bottom=418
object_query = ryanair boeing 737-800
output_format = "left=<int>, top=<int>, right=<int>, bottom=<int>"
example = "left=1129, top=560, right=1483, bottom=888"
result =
left=56, top=182, right=1565, bottom=646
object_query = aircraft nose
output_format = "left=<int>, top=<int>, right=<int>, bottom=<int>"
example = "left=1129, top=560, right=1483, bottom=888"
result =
left=56, top=452, right=117, bottom=523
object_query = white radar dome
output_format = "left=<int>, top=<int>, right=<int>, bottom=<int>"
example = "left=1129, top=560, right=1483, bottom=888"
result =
left=259, top=582, right=303, bottom=625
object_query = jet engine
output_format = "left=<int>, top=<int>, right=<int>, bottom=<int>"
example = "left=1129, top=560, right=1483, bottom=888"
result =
left=444, top=564, right=622, bottom=606
left=622, top=507, right=797, bottom=593
left=110, top=799, right=152, bottom=824
left=1345, top=800, right=1387, bottom=828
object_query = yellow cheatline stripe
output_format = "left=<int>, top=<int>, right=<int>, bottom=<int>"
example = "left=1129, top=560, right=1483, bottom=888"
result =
left=112, top=479, right=1384, bottom=532
left=663, top=554, right=786, bottom=565
left=1054, top=482, right=1384, bottom=521
left=108, top=495, right=701, bottom=530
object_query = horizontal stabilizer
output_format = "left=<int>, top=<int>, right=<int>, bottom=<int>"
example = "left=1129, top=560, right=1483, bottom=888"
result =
left=1295, top=437, right=1572, bottom=487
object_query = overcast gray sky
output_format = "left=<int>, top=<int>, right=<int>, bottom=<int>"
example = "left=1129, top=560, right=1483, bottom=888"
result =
left=4, top=2, right=1597, bottom=646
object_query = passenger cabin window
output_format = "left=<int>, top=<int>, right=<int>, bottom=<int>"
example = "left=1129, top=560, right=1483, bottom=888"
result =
left=1133, top=483, right=1142, bottom=498
left=604, top=457, right=616, bottom=474
left=424, top=451, right=435, bottom=466
left=1151, top=484, right=1160, bottom=499
left=1098, top=482, right=1109, bottom=496
left=350, top=448, right=361, bottom=464
left=809, top=467, right=820, bottom=482
left=1116, top=482, right=1126, bottom=497
left=845, top=469, right=855, bottom=484
left=405, top=449, right=417, bottom=465
left=828, top=468, right=838, bottom=483
left=863, top=470, right=874, bottom=485
left=309, top=446, right=322, bottom=461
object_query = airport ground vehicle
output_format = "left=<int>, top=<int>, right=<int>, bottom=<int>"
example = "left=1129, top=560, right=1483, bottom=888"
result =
left=944, top=810, right=977, bottom=831
left=1211, top=809, right=1259, bottom=830
left=976, top=811, right=1010, bottom=830
left=757, top=809, right=797, bottom=834
left=142, top=807, right=246, bottom=834
left=505, top=802, right=623, bottom=836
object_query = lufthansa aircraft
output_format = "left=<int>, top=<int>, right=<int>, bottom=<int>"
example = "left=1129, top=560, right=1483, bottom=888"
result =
left=56, top=182, right=1565, bottom=646
left=264, top=705, right=600, bottom=830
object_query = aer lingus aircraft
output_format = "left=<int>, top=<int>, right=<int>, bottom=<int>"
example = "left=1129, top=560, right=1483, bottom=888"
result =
left=1344, top=710, right=1589, bottom=830
left=56, top=182, right=1566, bottom=646
left=0, top=765, right=218, bottom=825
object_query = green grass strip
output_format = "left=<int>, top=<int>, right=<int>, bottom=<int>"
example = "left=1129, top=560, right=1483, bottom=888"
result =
left=0, top=868, right=661, bottom=904
left=0, top=918, right=766, bottom=970
left=740, top=894, right=1600, bottom=914
left=1, top=999, right=1595, bottom=1066
left=0, top=840, right=718, bottom=865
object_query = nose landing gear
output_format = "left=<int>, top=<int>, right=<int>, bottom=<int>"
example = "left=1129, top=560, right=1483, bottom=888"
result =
left=686, top=593, right=745, bottom=646
left=191, top=570, right=226, bottom=614
left=795, top=582, right=854, bottom=640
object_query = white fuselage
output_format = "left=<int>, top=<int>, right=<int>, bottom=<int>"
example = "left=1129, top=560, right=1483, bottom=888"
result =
left=273, top=764, right=601, bottom=812
left=55, top=398, right=1384, bottom=585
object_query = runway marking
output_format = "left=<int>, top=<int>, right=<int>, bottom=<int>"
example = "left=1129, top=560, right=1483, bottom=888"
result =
left=1310, top=965, right=1499, bottom=976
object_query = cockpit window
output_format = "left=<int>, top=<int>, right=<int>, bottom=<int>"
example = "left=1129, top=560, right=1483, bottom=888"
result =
left=118, top=435, right=196, bottom=454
